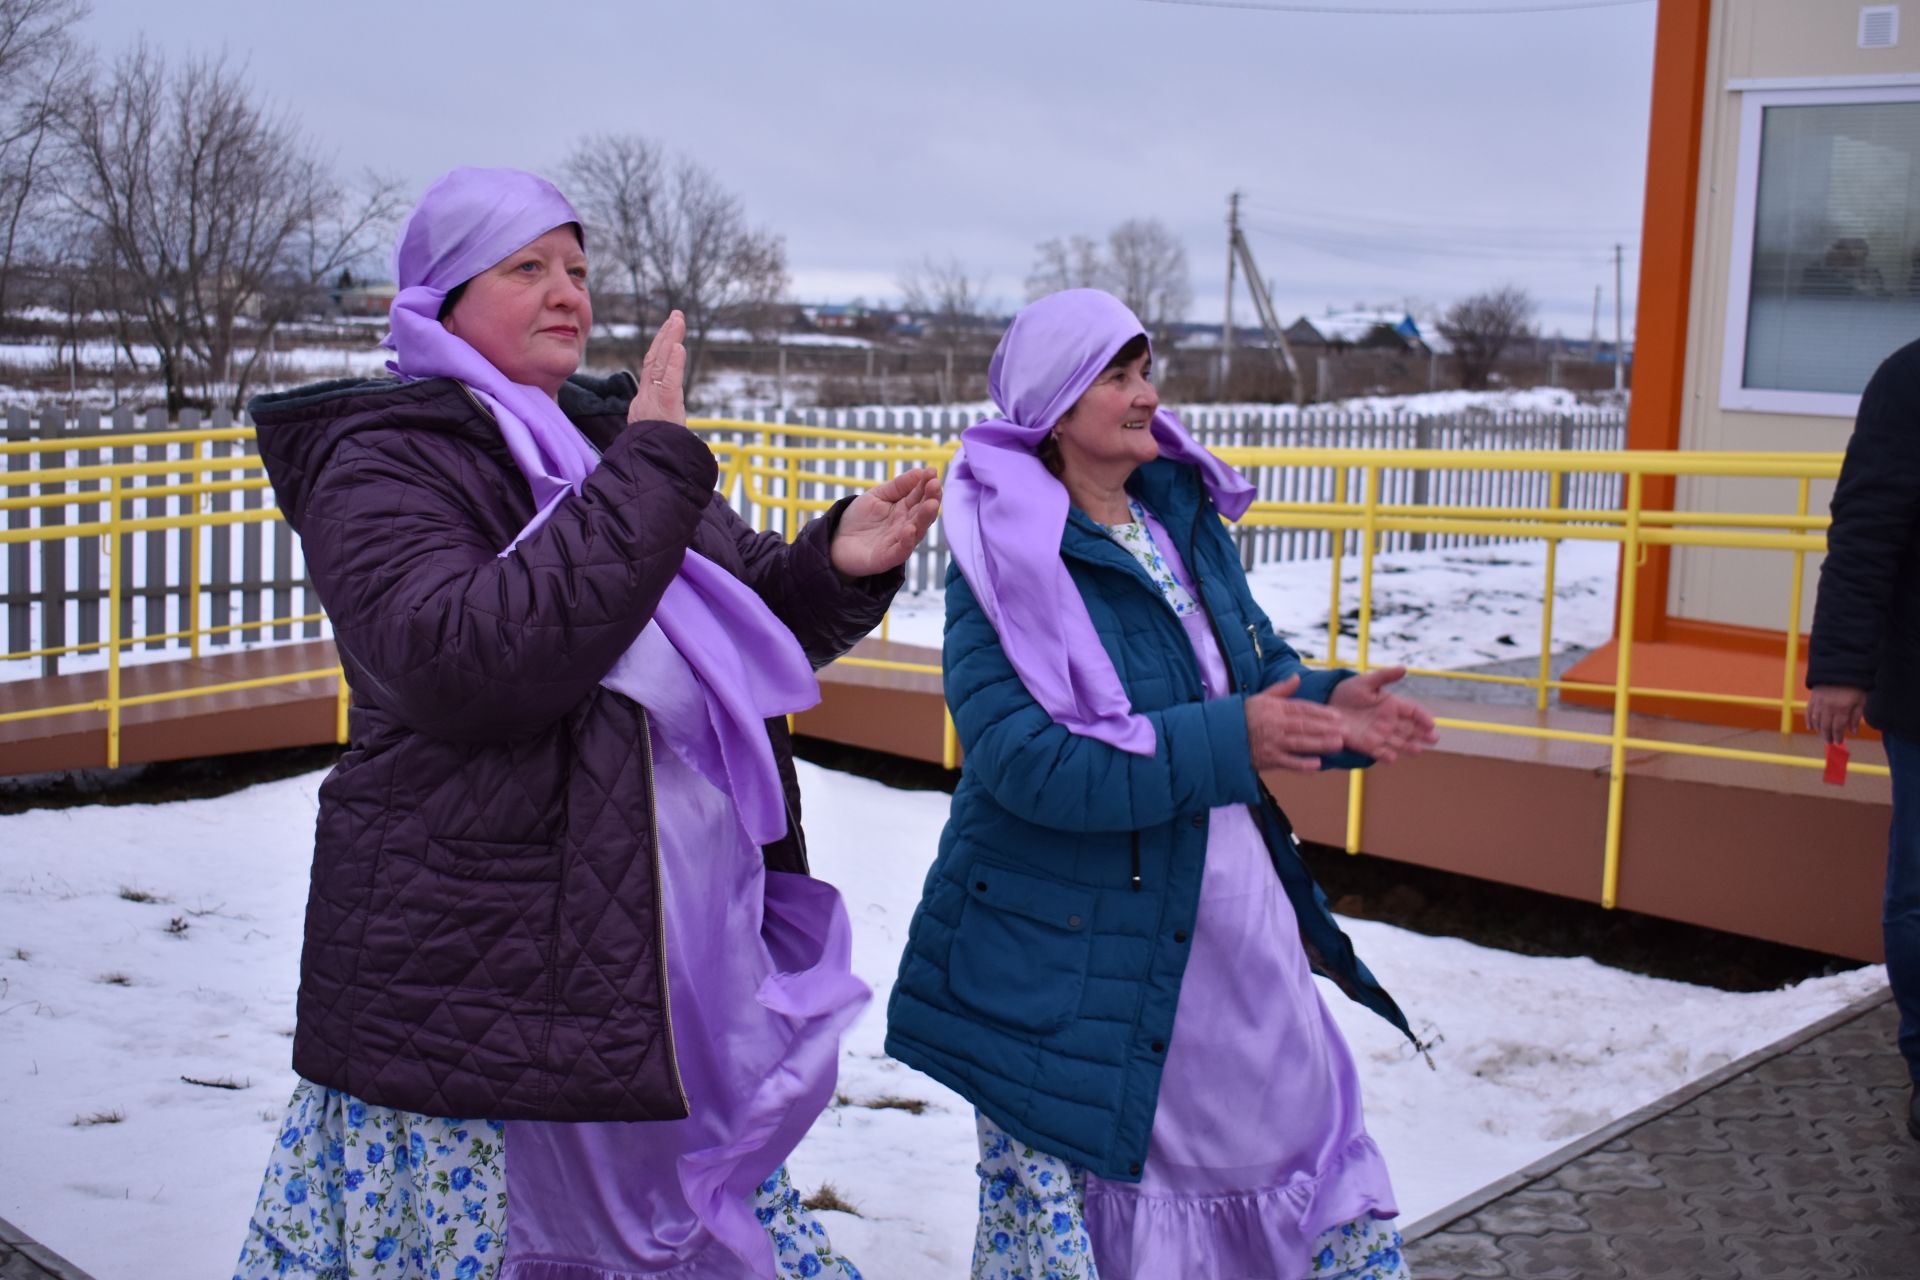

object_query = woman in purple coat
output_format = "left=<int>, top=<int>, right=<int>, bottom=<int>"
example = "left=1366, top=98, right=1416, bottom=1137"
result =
left=233, top=168, right=939, bottom=1280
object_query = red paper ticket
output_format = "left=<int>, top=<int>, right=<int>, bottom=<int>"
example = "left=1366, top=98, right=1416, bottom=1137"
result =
left=1824, top=741, right=1849, bottom=785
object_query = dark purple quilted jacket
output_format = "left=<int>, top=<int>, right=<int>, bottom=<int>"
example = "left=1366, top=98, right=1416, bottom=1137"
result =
left=250, top=371, right=899, bottom=1122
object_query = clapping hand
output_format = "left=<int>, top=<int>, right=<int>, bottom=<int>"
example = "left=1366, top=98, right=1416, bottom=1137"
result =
left=1327, top=666, right=1439, bottom=764
left=1245, top=674, right=1346, bottom=772
left=830, top=467, right=944, bottom=578
left=628, top=311, right=688, bottom=427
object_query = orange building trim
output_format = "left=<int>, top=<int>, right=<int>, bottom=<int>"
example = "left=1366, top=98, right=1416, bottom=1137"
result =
left=1623, top=0, right=1715, bottom=644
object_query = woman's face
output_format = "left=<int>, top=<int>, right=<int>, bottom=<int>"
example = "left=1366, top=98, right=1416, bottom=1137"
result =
left=1053, top=345, right=1159, bottom=481
left=443, top=225, right=591, bottom=397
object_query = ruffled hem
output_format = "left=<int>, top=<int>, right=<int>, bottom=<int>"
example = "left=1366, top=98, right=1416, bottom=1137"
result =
left=501, top=1236, right=740, bottom=1280
left=1081, top=1132, right=1398, bottom=1280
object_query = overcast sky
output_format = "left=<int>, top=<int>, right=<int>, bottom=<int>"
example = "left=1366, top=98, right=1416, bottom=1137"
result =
left=75, top=0, right=1659, bottom=339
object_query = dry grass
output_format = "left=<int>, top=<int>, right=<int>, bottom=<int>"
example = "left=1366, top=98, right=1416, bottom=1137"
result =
left=74, top=1109, right=125, bottom=1127
left=833, top=1091, right=929, bottom=1115
left=800, top=1182, right=860, bottom=1216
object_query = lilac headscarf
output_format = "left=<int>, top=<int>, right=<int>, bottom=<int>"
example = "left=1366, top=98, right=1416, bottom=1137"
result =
left=384, top=167, right=817, bottom=843
left=942, top=289, right=1255, bottom=755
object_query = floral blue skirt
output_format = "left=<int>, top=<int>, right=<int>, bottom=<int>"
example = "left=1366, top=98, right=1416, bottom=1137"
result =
left=234, top=1081, right=860, bottom=1279
left=972, top=1114, right=1410, bottom=1280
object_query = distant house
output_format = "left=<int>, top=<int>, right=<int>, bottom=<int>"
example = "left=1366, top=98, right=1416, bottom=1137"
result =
left=1284, top=309, right=1429, bottom=353
left=332, top=281, right=396, bottom=318
left=805, top=304, right=870, bottom=333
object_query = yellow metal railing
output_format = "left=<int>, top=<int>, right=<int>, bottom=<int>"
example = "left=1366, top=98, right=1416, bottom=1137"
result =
left=691, top=423, right=1888, bottom=906
left=0, top=427, right=345, bottom=766
left=2, top=421, right=1886, bottom=905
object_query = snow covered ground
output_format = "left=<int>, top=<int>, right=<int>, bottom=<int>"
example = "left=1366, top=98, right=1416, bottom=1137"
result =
left=0, top=759, right=1885, bottom=1279
left=0, top=392, right=1865, bottom=1280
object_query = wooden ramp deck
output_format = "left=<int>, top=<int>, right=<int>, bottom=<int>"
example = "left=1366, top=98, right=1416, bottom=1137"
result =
left=0, top=638, right=1891, bottom=962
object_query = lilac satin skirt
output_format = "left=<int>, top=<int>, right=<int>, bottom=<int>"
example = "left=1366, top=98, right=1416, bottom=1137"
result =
left=500, top=728, right=870, bottom=1279
left=1077, top=598, right=1399, bottom=1276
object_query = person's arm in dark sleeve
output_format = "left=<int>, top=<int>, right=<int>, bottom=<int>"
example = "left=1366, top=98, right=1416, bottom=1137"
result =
left=303, top=418, right=717, bottom=741
left=711, top=495, right=903, bottom=670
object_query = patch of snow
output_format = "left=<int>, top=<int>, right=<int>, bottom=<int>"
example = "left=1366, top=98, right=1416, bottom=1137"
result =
left=0, top=750, right=1883, bottom=1278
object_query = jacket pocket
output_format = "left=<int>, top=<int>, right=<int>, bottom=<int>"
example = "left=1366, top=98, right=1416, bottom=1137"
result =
left=422, top=836, right=562, bottom=883
left=948, top=862, right=1095, bottom=1035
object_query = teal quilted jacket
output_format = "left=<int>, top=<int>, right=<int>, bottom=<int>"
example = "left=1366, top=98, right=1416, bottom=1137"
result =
left=884, top=457, right=1413, bottom=1182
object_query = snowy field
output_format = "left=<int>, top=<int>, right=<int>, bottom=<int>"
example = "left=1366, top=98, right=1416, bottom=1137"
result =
left=0, top=757, right=1885, bottom=1279
left=886, top=538, right=1621, bottom=673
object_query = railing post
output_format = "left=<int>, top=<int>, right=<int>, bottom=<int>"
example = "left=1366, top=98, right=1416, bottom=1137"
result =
left=1408, top=421, right=1431, bottom=552
left=1780, top=477, right=1811, bottom=734
left=1327, top=464, right=1347, bottom=666
left=106, top=472, right=123, bottom=769
left=785, top=441, right=801, bottom=543
left=1537, top=470, right=1565, bottom=712
left=1345, top=466, right=1381, bottom=854
left=188, top=432, right=205, bottom=660
left=1602, top=470, right=1644, bottom=910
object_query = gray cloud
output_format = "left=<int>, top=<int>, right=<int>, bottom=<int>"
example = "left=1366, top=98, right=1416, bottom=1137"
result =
left=76, top=0, right=1656, bottom=336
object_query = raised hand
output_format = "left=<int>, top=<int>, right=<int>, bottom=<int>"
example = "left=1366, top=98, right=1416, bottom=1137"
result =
left=627, top=311, right=688, bottom=427
left=830, top=467, right=944, bottom=578
left=1245, top=674, right=1346, bottom=772
left=1327, top=666, right=1439, bottom=764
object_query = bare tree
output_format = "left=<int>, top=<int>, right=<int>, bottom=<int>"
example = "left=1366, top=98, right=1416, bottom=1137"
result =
left=60, top=45, right=398, bottom=411
left=1026, top=221, right=1192, bottom=348
left=1024, top=234, right=1103, bottom=300
left=563, top=133, right=788, bottom=396
left=1436, top=285, right=1536, bottom=390
left=0, top=0, right=87, bottom=319
left=1104, top=218, right=1191, bottom=348
left=560, top=134, right=661, bottom=343
left=897, top=253, right=988, bottom=339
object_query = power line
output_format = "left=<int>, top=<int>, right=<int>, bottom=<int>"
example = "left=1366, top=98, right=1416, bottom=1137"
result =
left=1241, top=211, right=1640, bottom=254
left=1240, top=196, right=1639, bottom=241
left=1241, top=217, right=1637, bottom=265
left=1139, top=0, right=1650, bottom=13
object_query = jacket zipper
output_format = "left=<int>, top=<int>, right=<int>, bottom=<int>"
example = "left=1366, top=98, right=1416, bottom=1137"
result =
left=638, top=708, right=691, bottom=1114
left=458, top=379, right=691, bottom=1111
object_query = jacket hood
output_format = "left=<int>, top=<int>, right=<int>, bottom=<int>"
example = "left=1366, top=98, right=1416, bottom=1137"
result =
left=248, top=370, right=638, bottom=532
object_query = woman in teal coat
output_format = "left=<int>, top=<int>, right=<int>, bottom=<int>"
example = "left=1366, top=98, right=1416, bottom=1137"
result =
left=885, top=290, right=1436, bottom=1280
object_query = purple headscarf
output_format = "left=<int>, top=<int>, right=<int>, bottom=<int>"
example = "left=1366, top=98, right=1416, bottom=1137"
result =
left=384, top=167, right=817, bottom=843
left=942, top=289, right=1255, bottom=755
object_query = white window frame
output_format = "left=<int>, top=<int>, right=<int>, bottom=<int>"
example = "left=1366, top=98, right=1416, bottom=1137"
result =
left=1719, top=83, right=1920, bottom=418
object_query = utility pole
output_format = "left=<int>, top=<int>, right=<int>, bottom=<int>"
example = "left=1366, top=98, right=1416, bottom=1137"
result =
left=1613, top=243, right=1625, bottom=393
left=1228, top=225, right=1305, bottom=406
left=1590, top=284, right=1600, bottom=357
left=1222, top=191, right=1239, bottom=396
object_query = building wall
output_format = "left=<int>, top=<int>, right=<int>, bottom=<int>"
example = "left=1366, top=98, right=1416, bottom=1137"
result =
left=1671, top=0, right=1918, bottom=633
